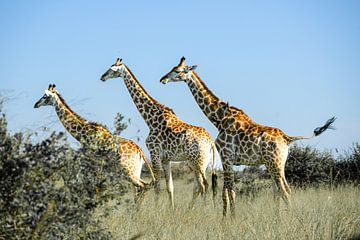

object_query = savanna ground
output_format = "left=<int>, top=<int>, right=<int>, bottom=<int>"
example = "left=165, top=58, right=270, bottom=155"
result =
left=94, top=174, right=360, bottom=240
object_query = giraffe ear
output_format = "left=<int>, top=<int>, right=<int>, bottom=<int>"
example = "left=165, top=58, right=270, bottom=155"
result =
left=189, top=65, right=197, bottom=71
left=179, top=56, right=186, bottom=67
left=48, top=84, right=52, bottom=90
left=184, top=65, right=197, bottom=73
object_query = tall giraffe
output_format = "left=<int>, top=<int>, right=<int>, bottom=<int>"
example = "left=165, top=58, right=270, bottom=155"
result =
left=100, top=58, right=217, bottom=208
left=34, top=84, right=155, bottom=203
left=160, top=57, right=335, bottom=216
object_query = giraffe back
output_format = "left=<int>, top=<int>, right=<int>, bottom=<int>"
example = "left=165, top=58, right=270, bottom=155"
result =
left=150, top=109, right=213, bottom=163
left=216, top=109, right=289, bottom=166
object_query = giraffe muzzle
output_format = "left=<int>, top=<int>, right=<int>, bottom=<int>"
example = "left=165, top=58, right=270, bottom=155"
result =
left=160, top=78, right=168, bottom=84
left=34, top=101, right=41, bottom=108
left=100, top=74, right=107, bottom=81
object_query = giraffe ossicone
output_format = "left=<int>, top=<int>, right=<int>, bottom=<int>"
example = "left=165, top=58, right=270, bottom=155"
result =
left=160, top=57, right=336, bottom=216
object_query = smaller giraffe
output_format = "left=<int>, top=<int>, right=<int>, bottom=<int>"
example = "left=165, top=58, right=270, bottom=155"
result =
left=100, top=58, right=218, bottom=208
left=34, top=84, right=155, bottom=203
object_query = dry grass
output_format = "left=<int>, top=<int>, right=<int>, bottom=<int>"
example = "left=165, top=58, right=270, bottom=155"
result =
left=94, top=176, right=360, bottom=240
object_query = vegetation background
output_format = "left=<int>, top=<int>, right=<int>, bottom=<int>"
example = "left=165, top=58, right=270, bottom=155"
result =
left=1, top=97, right=359, bottom=240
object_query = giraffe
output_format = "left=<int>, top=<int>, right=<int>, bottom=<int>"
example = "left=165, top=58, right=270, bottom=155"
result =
left=160, top=57, right=336, bottom=216
left=34, top=84, right=155, bottom=203
left=100, top=58, right=217, bottom=208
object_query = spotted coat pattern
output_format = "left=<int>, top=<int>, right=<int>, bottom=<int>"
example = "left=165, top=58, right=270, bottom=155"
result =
left=34, top=84, right=155, bottom=202
left=160, top=57, right=333, bottom=216
left=101, top=58, right=216, bottom=208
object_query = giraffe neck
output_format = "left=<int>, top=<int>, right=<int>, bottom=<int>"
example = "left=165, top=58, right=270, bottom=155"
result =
left=185, top=72, right=227, bottom=129
left=54, top=96, right=87, bottom=141
left=53, top=93, right=114, bottom=148
left=122, top=65, right=172, bottom=127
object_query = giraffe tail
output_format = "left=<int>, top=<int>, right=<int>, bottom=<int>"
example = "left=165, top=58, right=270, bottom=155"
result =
left=211, top=143, right=218, bottom=204
left=141, top=152, right=156, bottom=184
left=287, top=116, right=336, bottom=143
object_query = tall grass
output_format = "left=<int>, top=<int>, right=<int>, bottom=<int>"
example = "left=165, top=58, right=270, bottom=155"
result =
left=94, top=176, right=360, bottom=240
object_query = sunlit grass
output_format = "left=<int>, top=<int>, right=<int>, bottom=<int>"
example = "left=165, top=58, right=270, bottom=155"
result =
left=94, top=176, right=360, bottom=240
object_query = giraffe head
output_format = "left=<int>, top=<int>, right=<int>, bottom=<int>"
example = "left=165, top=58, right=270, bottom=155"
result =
left=100, top=58, right=125, bottom=81
left=34, top=84, right=58, bottom=108
left=160, top=57, right=197, bottom=84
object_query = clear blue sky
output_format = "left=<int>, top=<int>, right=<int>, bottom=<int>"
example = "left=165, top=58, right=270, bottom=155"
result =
left=0, top=1, right=359, bottom=156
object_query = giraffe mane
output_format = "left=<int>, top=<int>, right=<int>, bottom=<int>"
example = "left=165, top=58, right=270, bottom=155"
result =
left=125, top=64, right=176, bottom=115
left=162, top=105, right=176, bottom=115
left=190, top=72, right=253, bottom=123
left=191, top=71, right=221, bottom=103
left=55, top=92, right=111, bottom=133
left=228, top=106, right=246, bottom=115
left=228, top=105, right=254, bottom=123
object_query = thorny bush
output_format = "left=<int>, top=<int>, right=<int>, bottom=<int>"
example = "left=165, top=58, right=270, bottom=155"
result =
left=0, top=99, right=131, bottom=240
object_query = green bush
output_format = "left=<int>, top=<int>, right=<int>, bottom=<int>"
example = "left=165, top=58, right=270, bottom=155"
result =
left=333, top=143, right=360, bottom=185
left=234, top=167, right=271, bottom=198
left=0, top=99, right=130, bottom=239
left=286, top=145, right=335, bottom=187
left=286, top=144, right=360, bottom=187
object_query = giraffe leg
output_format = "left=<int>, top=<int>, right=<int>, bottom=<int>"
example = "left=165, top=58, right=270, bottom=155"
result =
left=282, top=175, right=291, bottom=196
left=146, top=138, right=163, bottom=199
left=162, top=161, right=174, bottom=209
left=197, top=153, right=210, bottom=195
left=280, top=168, right=291, bottom=195
left=271, top=179, right=281, bottom=209
left=152, top=159, right=162, bottom=198
left=271, top=175, right=290, bottom=221
left=134, top=186, right=140, bottom=204
left=201, top=172, right=209, bottom=205
left=229, top=188, right=236, bottom=217
left=118, top=153, right=147, bottom=205
left=280, top=178, right=290, bottom=205
left=134, top=186, right=147, bottom=211
left=222, top=185, right=229, bottom=217
left=196, top=164, right=208, bottom=197
left=271, top=173, right=290, bottom=207
left=197, top=162, right=209, bottom=204
left=200, top=170, right=209, bottom=194
left=189, top=171, right=206, bottom=209
left=280, top=145, right=292, bottom=200
left=264, top=145, right=291, bottom=208
left=279, top=148, right=292, bottom=196
left=129, top=176, right=146, bottom=189
left=222, top=160, right=235, bottom=217
left=148, top=148, right=162, bottom=202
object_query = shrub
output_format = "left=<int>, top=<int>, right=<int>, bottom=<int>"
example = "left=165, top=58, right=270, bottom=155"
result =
left=234, top=167, right=271, bottom=198
left=285, top=145, right=335, bottom=187
left=0, top=98, right=130, bottom=239
left=334, top=143, right=360, bottom=185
